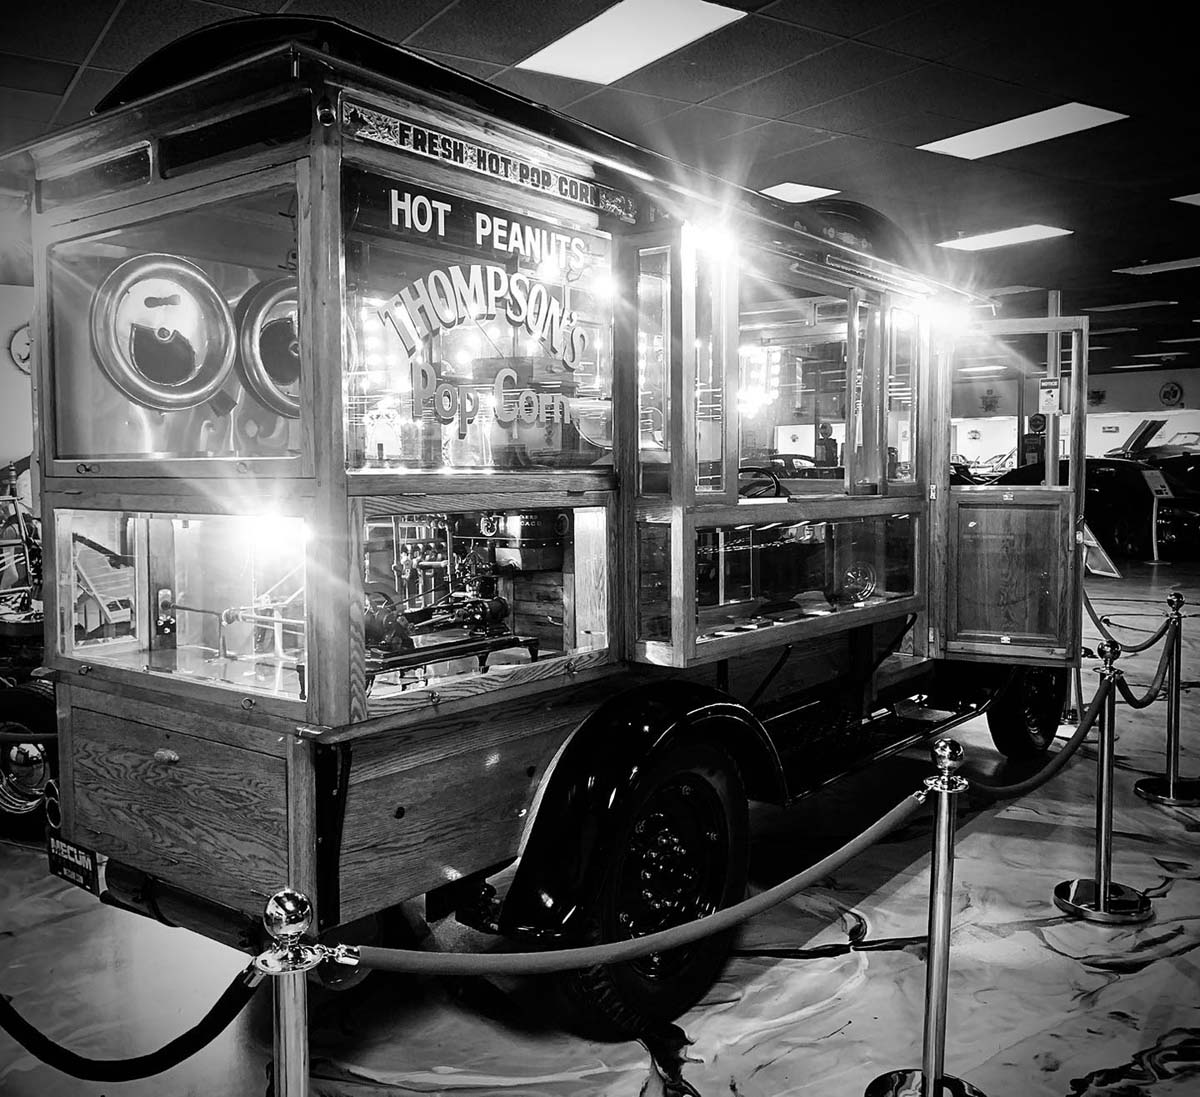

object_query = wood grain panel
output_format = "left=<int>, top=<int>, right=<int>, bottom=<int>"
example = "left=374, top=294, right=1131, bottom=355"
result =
left=70, top=707, right=288, bottom=914
left=338, top=725, right=569, bottom=922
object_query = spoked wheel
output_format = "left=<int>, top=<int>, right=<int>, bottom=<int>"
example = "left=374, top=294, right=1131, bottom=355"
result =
left=986, top=666, right=1069, bottom=759
left=554, top=742, right=748, bottom=1039
left=737, top=466, right=786, bottom=498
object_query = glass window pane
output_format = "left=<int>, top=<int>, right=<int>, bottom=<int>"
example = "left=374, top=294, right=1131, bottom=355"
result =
left=360, top=505, right=607, bottom=698
left=638, top=246, right=671, bottom=494
left=49, top=187, right=302, bottom=462
left=58, top=509, right=307, bottom=698
left=695, top=254, right=726, bottom=494
left=342, top=171, right=614, bottom=473
left=637, top=522, right=672, bottom=641
left=738, top=265, right=847, bottom=493
left=888, top=309, right=917, bottom=483
left=694, top=513, right=915, bottom=641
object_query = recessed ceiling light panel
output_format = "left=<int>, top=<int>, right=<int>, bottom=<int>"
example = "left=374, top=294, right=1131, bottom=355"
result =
left=516, top=0, right=746, bottom=85
left=1083, top=301, right=1178, bottom=312
left=918, top=102, right=1127, bottom=160
left=1172, top=192, right=1200, bottom=206
left=1114, top=257, right=1200, bottom=275
left=937, top=225, right=1072, bottom=251
left=760, top=182, right=841, bottom=203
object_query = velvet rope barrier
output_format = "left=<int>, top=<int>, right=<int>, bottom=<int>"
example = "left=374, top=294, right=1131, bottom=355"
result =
left=969, top=677, right=1110, bottom=800
left=353, top=790, right=927, bottom=977
left=1084, top=591, right=1171, bottom=654
left=1113, top=620, right=1177, bottom=709
left=0, top=965, right=263, bottom=1081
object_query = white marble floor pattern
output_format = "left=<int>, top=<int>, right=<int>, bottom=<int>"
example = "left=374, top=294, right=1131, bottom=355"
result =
left=1, top=564, right=1197, bottom=1096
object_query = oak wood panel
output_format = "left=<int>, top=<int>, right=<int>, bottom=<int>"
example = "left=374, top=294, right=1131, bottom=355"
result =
left=338, top=724, right=570, bottom=922
left=285, top=734, right=317, bottom=922
left=70, top=707, right=288, bottom=914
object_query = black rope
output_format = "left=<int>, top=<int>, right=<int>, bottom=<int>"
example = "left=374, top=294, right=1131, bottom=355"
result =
left=970, top=678, right=1109, bottom=800
left=0, top=965, right=261, bottom=1081
left=1113, top=624, right=1177, bottom=709
left=355, top=791, right=926, bottom=976
left=1083, top=592, right=1171, bottom=653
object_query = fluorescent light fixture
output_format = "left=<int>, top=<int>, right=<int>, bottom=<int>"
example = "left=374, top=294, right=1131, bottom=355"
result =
left=1133, top=352, right=1186, bottom=359
left=988, top=284, right=1045, bottom=296
left=1083, top=301, right=1178, bottom=312
left=1087, top=344, right=1109, bottom=350
left=1172, top=192, right=1200, bottom=206
left=516, top=0, right=745, bottom=84
left=1114, top=256, right=1200, bottom=275
left=1111, top=363, right=1170, bottom=370
left=918, top=102, right=1127, bottom=160
left=761, top=182, right=841, bottom=203
left=938, top=225, right=1072, bottom=251
left=1092, top=326, right=1137, bottom=334
left=1162, top=337, right=1200, bottom=344
left=960, top=365, right=1006, bottom=373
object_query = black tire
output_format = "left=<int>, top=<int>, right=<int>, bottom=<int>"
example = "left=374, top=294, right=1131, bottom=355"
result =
left=0, top=680, right=58, bottom=837
left=553, top=742, right=748, bottom=1039
left=985, top=667, right=1069, bottom=759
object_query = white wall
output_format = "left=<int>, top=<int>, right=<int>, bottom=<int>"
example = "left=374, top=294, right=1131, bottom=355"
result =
left=0, top=285, right=34, bottom=467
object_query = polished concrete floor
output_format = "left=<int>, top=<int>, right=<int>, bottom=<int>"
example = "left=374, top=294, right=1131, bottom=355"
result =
left=2, top=564, right=1198, bottom=1096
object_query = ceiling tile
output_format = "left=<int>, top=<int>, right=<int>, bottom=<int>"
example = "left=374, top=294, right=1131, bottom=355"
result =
left=1, top=89, right=60, bottom=124
left=759, top=0, right=934, bottom=38
left=855, top=111, right=983, bottom=148
left=4, top=2, right=121, bottom=65
left=565, top=87, right=688, bottom=143
left=55, top=66, right=125, bottom=125
left=0, top=115, right=45, bottom=150
left=489, top=69, right=599, bottom=110
left=0, top=53, right=76, bottom=96
left=858, top=2, right=1035, bottom=61
left=709, top=120, right=831, bottom=164
left=647, top=105, right=763, bottom=161
left=708, top=42, right=920, bottom=118
left=406, top=0, right=614, bottom=65
left=614, top=16, right=836, bottom=103
left=283, top=0, right=451, bottom=44
left=90, top=0, right=247, bottom=72
left=410, top=51, right=504, bottom=81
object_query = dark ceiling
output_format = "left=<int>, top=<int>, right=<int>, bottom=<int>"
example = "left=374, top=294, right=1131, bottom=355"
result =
left=3, top=0, right=1199, bottom=376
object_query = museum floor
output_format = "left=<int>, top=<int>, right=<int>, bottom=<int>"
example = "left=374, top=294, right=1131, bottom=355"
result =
left=2, top=564, right=1198, bottom=1097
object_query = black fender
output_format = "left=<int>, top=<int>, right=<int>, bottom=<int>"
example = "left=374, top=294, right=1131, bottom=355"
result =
left=496, top=679, right=786, bottom=941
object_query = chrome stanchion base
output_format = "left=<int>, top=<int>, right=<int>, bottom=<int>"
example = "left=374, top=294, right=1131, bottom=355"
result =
left=1052, top=879, right=1153, bottom=924
left=1133, top=775, right=1200, bottom=807
left=864, top=1067, right=988, bottom=1096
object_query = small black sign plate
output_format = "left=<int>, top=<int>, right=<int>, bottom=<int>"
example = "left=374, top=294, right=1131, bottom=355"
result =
left=46, top=833, right=100, bottom=894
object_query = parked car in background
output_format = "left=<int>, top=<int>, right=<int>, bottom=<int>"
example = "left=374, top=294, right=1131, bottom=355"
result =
left=995, top=457, right=1200, bottom=559
left=1153, top=454, right=1200, bottom=494
left=969, top=448, right=1017, bottom=480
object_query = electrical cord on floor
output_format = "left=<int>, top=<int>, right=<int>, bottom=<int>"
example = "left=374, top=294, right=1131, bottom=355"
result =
left=0, top=964, right=262, bottom=1081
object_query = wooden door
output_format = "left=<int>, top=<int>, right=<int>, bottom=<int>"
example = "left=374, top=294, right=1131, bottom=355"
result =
left=938, top=316, right=1088, bottom=663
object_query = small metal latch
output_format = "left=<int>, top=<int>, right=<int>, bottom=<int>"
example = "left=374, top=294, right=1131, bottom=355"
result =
left=293, top=723, right=329, bottom=741
left=1000, top=635, right=1012, bottom=644
left=929, top=484, right=937, bottom=501
left=1002, top=492, right=1014, bottom=502
left=1075, top=530, right=1084, bottom=544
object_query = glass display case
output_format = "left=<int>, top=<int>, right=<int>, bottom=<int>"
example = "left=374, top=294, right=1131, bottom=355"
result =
left=342, top=169, right=614, bottom=473
left=358, top=503, right=608, bottom=705
left=55, top=508, right=308, bottom=698
left=47, top=183, right=304, bottom=467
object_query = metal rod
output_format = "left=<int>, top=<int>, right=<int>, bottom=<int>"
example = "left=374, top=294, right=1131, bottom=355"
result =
left=273, top=972, right=309, bottom=1097
left=1166, top=618, right=1182, bottom=797
left=1094, top=678, right=1116, bottom=912
left=922, top=774, right=958, bottom=1092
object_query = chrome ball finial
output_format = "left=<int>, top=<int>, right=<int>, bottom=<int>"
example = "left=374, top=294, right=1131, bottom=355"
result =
left=1167, top=591, right=1185, bottom=613
left=1097, top=638, right=1122, bottom=663
left=263, top=888, right=312, bottom=945
left=931, top=737, right=964, bottom=775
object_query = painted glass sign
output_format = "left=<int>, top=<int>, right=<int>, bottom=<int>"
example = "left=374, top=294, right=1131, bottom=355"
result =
left=342, top=101, right=637, bottom=222
left=343, top=170, right=615, bottom=472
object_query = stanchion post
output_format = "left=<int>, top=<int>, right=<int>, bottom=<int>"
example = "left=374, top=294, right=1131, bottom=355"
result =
left=865, top=739, right=987, bottom=1097
left=255, top=890, right=322, bottom=1097
left=1053, top=641, right=1153, bottom=924
left=1135, top=593, right=1200, bottom=807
